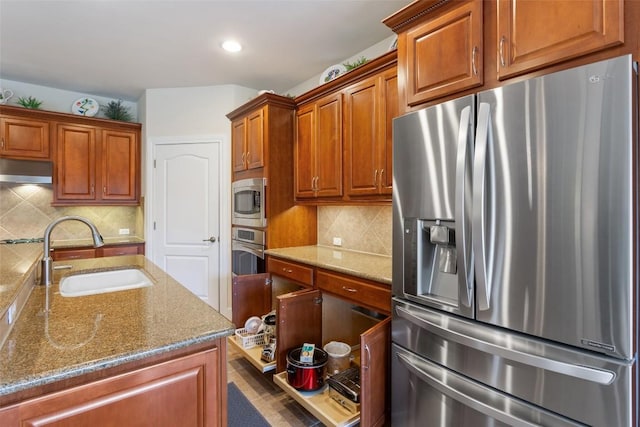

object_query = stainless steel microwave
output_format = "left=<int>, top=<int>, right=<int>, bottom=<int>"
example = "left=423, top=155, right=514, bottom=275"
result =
left=232, top=178, right=266, bottom=228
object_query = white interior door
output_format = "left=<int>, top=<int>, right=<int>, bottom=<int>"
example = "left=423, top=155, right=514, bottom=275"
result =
left=152, top=142, right=220, bottom=309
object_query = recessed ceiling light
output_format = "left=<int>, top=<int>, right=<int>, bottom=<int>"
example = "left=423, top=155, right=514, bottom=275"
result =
left=222, top=40, right=242, bottom=53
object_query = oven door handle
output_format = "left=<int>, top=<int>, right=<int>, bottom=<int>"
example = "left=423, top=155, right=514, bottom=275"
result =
left=232, top=240, right=265, bottom=260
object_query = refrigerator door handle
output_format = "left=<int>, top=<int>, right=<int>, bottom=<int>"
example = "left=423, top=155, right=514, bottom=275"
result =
left=455, top=105, right=474, bottom=307
left=395, top=351, right=584, bottom=427
left=396, top=305, right=616, bottom=385
left=472, top=102, right=493, bottom=310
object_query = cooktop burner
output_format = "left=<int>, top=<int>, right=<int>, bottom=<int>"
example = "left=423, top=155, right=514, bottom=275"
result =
left=0, top=237, right=45, bottom=244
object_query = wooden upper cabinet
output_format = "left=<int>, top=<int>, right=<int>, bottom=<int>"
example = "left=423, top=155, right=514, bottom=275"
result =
left=55, top=124, right=97, bottom=201
left=0, top=116, right=50, bottom=159
left=295, top=92, right=343, bottom=200
left=314, top=93, right=343, bottom=198
left=344, top=67, right=397, bottom=198
left=231, top=118, right=246, bottom=172
left=54, top=123, right=140, bottom=205
left=101, top=129, right=138, bottom=202
left=231, top=107, right=265, bottom=172
left=403, top=0, right=483, bottom=106
left=294, top=103, right=316, bottom=198
left=496, top=0, right=624, bottom=80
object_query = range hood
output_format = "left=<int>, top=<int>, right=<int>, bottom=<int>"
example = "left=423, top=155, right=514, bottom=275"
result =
left=0, top=158, right=53, bottom=184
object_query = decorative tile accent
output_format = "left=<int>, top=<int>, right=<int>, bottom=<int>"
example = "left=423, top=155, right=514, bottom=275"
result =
left=318, top=205, right=392, bottom=256
left=0, top=183, right=143, bottom=241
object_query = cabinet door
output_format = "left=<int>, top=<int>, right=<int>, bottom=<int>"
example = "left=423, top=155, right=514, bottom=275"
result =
left=360, top=317, right=391, bottom=427
left=276, top=289, right=322, bottom=373
left=0, top=117, right=50, bottom=159
left=101, top=129, right=138, bottom=202
left=55, top=124, right=97, bottom=201
left=497, top=0, right=624, bottom=80
left=246, top=108, right=264, bottom=170
left=344, top=76, right=380, bottom=197
left=232, top=273, right=272, bottom=329
left=294, top=103, right=316, bottom=198
left=2, top=348, right=222, bottom=427
left=404, top=0, right=482, bottom=105
left=381, top=69, right=398, bottom=194
left=315, top=92, right=342, bottom=198
left=231, top=118, right=247, bottom=172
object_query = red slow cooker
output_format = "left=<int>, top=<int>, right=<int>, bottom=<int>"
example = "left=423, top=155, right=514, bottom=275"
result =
left=286, top=347, right=328, bottom=391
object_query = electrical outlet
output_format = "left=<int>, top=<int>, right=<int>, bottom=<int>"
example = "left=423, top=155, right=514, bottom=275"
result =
left=119, top=228, right=130, bottom=235
left=332, top=237, right=342, bottom=246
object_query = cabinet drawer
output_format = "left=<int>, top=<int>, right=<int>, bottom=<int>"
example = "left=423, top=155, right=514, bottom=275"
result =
left=316, top=270, right=390, bottom=314
left=100, top=245, right=141, bottom=257
left=267, top=257, right=313, bottom=287
left=52, top=248, right=96, bottom=261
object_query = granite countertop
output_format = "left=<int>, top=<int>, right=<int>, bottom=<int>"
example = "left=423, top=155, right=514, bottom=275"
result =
left=0, top=254, right=234, bottom=402
left=264, top=245, right=392, bottom=285
left=0, top=243, right=42, bottom=321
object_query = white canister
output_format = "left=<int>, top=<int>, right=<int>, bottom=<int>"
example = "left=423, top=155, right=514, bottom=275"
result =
left=323, top=341, right=351, bottom=375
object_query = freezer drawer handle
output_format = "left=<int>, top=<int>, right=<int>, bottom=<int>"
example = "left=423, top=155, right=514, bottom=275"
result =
left=395, top=352, right=584, bottom=427
left=396, top=305, right=615, bottom=385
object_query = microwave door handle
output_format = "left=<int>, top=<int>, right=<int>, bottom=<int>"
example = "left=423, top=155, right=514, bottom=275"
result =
left=454, top=105, right=474, bottom=307
left=472, top=102, right=493, bottom=311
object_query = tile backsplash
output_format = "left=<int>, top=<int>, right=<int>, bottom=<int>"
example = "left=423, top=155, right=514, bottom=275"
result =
left=0, top=184, right=143, bottom=241
left=317, top=205, right=391, bottom=256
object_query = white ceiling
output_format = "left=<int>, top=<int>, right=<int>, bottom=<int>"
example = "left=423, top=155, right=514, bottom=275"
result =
left=0, top=0, right=411, bottom=101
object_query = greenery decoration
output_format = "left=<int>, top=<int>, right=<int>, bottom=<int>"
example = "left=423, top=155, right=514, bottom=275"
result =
left=343, top=56, right=368, bottom=71
left=102, top=99, right=133, bottom=122
left=16, top=96, right=43, bottom=109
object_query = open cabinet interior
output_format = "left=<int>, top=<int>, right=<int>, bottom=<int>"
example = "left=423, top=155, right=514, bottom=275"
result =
left=231, top=270, right=390, bottom=427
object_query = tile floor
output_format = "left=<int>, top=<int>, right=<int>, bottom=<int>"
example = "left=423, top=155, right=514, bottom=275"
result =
left=227, top=342, right=322, bottom=426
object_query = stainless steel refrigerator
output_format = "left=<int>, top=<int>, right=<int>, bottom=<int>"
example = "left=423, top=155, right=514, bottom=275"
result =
left=391, top=55, right=638, bottom=426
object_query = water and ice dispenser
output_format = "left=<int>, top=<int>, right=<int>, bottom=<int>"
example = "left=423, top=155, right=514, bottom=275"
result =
left=403, top=218, right=460, bottom=307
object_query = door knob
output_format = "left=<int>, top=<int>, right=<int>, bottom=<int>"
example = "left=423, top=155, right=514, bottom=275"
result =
left=202, top=237, right=217, bottom=242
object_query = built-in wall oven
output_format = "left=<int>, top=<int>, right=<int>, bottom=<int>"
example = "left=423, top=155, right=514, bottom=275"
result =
left=232, top=178, right=267, bottom=228
left=231, top=227, right=265, bottom=276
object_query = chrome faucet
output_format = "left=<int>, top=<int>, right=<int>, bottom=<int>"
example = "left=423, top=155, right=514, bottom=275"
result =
left=41, top=216, right=104, bottom=286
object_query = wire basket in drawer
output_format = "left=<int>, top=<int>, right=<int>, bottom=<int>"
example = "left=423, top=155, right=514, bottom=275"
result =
left=235, top=328, right=266, bottom=349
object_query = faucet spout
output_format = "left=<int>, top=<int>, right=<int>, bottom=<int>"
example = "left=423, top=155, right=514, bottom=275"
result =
left=41, top=216, right=104, bottom=286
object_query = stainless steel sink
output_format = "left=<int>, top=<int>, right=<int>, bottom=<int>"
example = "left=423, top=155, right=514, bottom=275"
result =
left=59, top=268, right=153, bottom=297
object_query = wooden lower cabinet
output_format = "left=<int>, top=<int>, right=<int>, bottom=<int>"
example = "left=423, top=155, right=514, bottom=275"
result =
left=52, top=243, right=145, bottom=261
left=231, top=256, right=391, bottom=426
left=0, top=347, right=225, bottom=427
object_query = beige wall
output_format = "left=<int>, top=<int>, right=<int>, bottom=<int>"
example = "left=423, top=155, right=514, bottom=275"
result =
left=0, top=183, right=143, bottom=242
left=317, top=205, right=391, bottom=256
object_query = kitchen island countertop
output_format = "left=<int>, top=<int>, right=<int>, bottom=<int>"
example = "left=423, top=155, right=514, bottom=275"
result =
left=265, top=245, right=391, bottom=285
left=0, top=254, right=234, bottom=406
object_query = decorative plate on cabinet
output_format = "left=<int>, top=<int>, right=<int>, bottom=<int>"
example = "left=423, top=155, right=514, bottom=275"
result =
left=319, top=64, right=347, bottom=84
left=71, top=97, right=99, bottom=116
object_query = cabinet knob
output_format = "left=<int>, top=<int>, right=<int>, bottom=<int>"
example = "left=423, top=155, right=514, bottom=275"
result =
left=282, top=268, right=293, bottom=273
left=380, top=169, right=385, bottom=187
left=342, top=286, right=357, bottom=293
left=373, top=169, right=378, bottom=186
left=499, top=36, right=506, bottom=67
left=246, top=152, right=250, bottom=164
